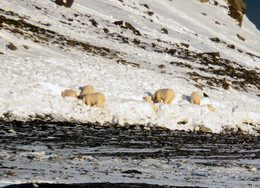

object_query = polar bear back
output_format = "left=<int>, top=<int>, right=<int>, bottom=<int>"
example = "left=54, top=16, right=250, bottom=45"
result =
left=78, top=85, right=94, bottom=99
left=82, top=92, right=105, bottom=108
left=152, top=88, right=175, bottom=104
left=61, top=89, right=78, bottom=98
left=191, top=92, right=200, bottom=105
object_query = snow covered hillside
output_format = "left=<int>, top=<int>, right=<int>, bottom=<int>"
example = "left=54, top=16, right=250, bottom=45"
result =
left=0, top=0, right=259, bottom=134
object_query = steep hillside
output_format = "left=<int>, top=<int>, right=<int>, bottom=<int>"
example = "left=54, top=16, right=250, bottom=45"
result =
left=0, top=0, right=259, bottom=134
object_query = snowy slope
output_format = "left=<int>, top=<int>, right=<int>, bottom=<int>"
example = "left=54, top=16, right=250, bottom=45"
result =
left=0, top=0, right=259, bottom=134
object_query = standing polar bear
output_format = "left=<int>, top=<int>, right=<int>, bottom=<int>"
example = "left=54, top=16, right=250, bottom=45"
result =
left=78, top=85, right=94, bottom=99
left=190, top=92, right=200, bottom=105
left=82, top=93, right=105, bottom=108
left=61, top=89, right=78, bottom=98
left=152, top=88, right=175, bottom=104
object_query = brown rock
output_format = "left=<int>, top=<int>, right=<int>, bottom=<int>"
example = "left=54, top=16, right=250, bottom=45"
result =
left=113, top=20, right=124, bottom=26
left=227, top=0, right=246, bottom=27
left=228, top=0, right=246, bottom=14
left=222, top=78, right=232, bottom=90
left=6, top=42, right=17, bottom=51
left=237, top=34, right=245, bottom=41
left=125, top=22, right=142, bottom=36
left=55, top=0, right=74, bottom=8
left=200, top=125, right=212, bottom=133
left=199, top=0, right=209, bottom=2
left=161, top=28, right=168, bottom=34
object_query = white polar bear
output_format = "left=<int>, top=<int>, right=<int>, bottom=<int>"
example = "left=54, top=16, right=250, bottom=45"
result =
left=190, top=92, right=200, bottom=105
left=61, top=89, right=77, bottom=98
left=78, top=85, right=94, bottom=99
left=81, top=93, right=105, bottom=108
left=152, top=89, right=175, bottom=104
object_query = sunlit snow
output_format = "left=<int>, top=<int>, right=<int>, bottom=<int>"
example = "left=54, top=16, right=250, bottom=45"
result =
left=0, top=0, right=259, bottom=134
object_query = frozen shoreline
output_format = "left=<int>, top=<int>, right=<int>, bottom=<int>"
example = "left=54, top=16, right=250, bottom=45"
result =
left=0, top=122, right=259, bottom=187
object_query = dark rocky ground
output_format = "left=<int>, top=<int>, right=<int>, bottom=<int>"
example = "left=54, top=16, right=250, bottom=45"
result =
left=0, top=121, right=259, bottom=187
left=1, top=121, right=259, bottom=160
left=3, top=183, right=174, bottom=188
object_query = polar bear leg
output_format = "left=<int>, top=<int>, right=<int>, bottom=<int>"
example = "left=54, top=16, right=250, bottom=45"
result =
left=157, top=96, right=162, bottom=103
left=87, top=100, right=92, bottom=107
left=97, top=102, right=103, bottom=108
left=164, top=97, right=173, bottom=104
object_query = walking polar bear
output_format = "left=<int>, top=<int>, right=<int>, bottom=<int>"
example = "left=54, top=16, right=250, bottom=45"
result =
left=152, top=89, right=175, bottom=104
left=78, top=85, right=94, bottom=99
left=190, top=92, right=214, bottom=111
left=61, top=89, right=78, bottom=98
left=190, top=92, right=200, bottom=105
left=82, top=93, right=105, bottom=108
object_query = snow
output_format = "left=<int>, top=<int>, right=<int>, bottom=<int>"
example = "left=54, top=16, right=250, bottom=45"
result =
left=0, top=0, right=260, bottom=134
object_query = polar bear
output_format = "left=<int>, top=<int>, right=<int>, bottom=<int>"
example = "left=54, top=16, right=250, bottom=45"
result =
left=152, top=89, right=175, bottom=104
left=190, top=92, right=200, bottom=105
left=61, top=89, right=78, bottom=98
left=78, top=85, right=94, bottom=99
left=143, top=96, right=156, bottom=111
left=81, top=93, right=105, bottom=108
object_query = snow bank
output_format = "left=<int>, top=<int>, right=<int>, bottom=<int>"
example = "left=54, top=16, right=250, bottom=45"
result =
left=0, top=54, right=259, bottom=134
left=0, top=0, right=259, bottom=134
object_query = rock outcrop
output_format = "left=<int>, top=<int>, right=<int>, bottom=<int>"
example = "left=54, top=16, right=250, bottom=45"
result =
left=199, top=0, right=246, bottom=27
left=55, top=0, right=74, bottom=8
left=227, top=0, right=246, bottom=27
left=199, top=0, right=209, bottom=3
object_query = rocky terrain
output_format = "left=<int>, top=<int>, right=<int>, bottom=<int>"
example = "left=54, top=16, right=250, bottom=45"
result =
left=1, top=1, right=259, bottom=93
left=0, top=121, right=259, bottom=187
